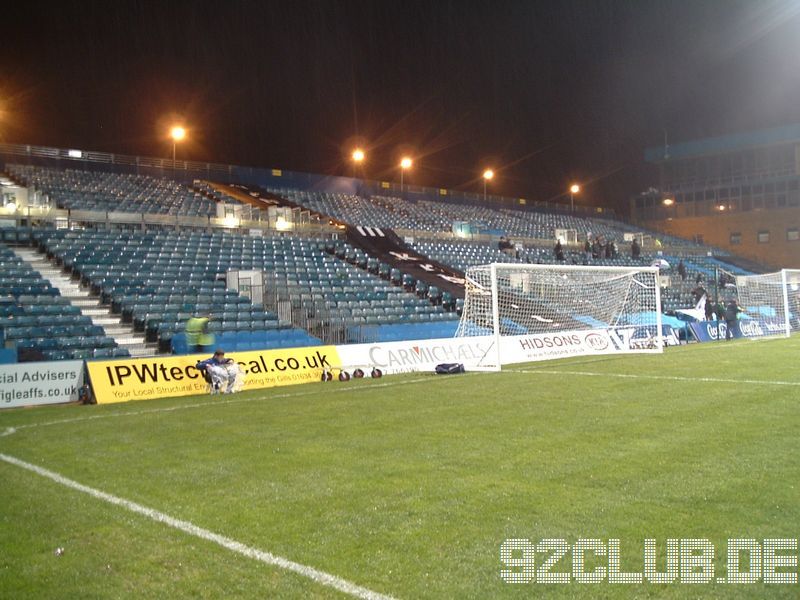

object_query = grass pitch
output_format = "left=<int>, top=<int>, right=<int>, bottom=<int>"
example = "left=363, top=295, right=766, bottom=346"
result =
left=2, top=337, right=800, bottom=598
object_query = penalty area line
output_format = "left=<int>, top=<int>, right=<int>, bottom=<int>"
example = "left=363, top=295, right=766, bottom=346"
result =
left=0, top=453, right=395, bottom=600
left=510, top=368, right=800, bottom=387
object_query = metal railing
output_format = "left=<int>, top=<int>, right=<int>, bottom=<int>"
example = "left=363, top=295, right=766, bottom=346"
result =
left=261, top=283, right=419, bottom=346
left=0, top=142, right=234, bottom=176
left=0, top=205, right=339, bottom=238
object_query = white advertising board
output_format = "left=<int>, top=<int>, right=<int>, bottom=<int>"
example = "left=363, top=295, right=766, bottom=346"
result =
left=498, top=327, right=653, bottom=364
left=335, top=327, right=653, bottom=374
left=336, top=336, right=495, bottom=375
left=0, top=360, right=84, bottom=408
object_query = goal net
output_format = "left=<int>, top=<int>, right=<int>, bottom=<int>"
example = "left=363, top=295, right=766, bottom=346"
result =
left=455, top=263, right=663, bottom=370
left=734, top=269, right=796, bottom=337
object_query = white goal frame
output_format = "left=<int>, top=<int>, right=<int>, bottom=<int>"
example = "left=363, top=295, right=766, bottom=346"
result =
left=734, top=268, right=799, bottom=337
left=456, top=263, right=663, bottom=371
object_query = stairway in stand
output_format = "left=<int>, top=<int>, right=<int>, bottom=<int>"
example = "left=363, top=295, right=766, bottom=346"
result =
left=12, top=246, right=159, bottom=358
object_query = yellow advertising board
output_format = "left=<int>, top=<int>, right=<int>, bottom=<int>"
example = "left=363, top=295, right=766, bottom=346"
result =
left=86, top=346, right=341, bottom=404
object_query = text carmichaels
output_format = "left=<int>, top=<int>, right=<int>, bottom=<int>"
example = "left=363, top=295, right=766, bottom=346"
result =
left=368, top=341, right=489, bottom=369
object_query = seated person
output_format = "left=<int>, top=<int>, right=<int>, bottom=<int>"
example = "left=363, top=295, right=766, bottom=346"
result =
left=196, top=349, right=237, bottom=394
left=498, top=236, right=514, bottom=255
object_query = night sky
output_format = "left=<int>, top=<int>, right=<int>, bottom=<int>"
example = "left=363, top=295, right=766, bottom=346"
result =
left=4, top=0, right=800, bottom=212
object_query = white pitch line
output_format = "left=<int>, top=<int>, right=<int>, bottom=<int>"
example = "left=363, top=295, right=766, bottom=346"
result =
left=0, top=453, right=396, bottom=600
left=2, top=375, right=435, bottom=436
left=511, top=369, right=800, bottom=387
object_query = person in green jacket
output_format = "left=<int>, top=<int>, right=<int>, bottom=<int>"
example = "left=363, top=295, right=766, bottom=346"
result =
left=186, top=316, right=214, bottom=353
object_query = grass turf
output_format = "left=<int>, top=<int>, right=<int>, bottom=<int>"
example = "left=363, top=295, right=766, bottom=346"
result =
left=2, top=337, right=800, bottom=598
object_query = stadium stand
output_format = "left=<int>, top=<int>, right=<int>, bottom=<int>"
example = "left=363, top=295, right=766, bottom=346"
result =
left=270, top=187, right=701, bottom=248
left=0, top=153, right=768, bottom=362
left=28, top=227, right=459, bottom=350
left=406, top=238, right=748, bottom=313
left=31, top=229, right=321, bottom=352
left=8, top=165, right=219, bottom=217
left=0, top=242, right=125, bottom=361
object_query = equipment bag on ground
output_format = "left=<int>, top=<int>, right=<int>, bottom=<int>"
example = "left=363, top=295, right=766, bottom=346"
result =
left=435, top=363, right=465, bottom=374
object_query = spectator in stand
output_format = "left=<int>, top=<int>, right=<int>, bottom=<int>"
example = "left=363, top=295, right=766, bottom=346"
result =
left=716, top=298, right=726, bottom=323
left=704, top=297, right=715, bottom=321
left=584, top=238, right=592, bottom=262
left=719, top=272, right=735, bottom=288
left=677, top=259, right=687, bottom=281
left=554, top=239, right=565, bottom=261
left=724, top=298, right=742, bottom=340
left=498, top=236, right=518, bottom=258
left=611, top=240, right=619, bottom=258
left=631, top=237, right=641, bottom=259
left=691, top=284, right=707, bottom=303
left=691, top=284, right=708, bottom=315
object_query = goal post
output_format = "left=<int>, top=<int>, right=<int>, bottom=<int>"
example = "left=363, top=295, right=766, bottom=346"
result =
left=455, top=263, right=663, bottom=370
left=734, top=269, right=799, bottom=337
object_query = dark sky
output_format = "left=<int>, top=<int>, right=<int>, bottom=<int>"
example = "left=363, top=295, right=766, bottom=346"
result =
left=4, top=0, right=800, bottom=212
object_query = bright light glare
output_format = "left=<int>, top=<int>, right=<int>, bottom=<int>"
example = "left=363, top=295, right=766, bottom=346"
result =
left=170, top=126, right=186, bottom=142
left=400, top=157, right=413, bottom=169
left=483, top=169, right=494, bottom=180
left=662, top=198, right=674, bottom=206
left=275, top=216, right=292, bottom=231
left=6, top=201, right=17, bottom=213
left=570, top=184, right=580, bottom=194
left=352, top=149, right=365, bottom=163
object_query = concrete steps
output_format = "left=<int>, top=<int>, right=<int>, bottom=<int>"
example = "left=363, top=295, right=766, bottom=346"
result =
left=127, top=346, right=157, bottom=357
left=11, top=246, right=160, bottom=358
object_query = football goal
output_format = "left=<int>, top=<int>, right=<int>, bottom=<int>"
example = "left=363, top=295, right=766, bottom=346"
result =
left=734, top=269, right=798, bottom=337
left=455, top=263, right=663, bottom=370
